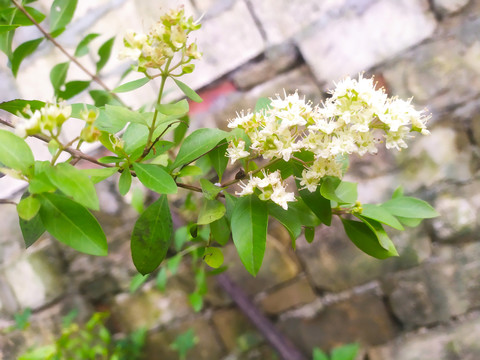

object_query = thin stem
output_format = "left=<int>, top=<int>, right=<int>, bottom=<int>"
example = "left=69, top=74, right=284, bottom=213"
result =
left=145, top=59, right=172, bottom=151
left=10, top=0, right=123, bottom=104
left=138, top=119, right=187, bottom=161
left=178, top=141, right=228, bottom=173
left=0, top=199, right=17, bottom=205
left=1, top=117, right=114, bottom=168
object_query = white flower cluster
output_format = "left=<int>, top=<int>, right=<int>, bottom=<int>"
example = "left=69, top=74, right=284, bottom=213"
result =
left=15, top=102, right=72, bottom=138
left=227, top=75, right=431, bottom=207
left=119, top=7, right=201, bottom=72
left=236, top=170, right=295, bottom=210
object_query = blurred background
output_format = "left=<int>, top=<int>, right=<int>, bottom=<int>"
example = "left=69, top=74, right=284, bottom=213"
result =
left=1, top=0, right=480, bottom=359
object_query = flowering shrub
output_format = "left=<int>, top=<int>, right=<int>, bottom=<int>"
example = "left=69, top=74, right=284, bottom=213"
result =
left=0, top=1, right=438, bottom=287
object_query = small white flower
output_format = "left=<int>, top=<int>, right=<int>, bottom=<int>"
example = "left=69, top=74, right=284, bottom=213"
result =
left=226, top=140, right=250, bottom=164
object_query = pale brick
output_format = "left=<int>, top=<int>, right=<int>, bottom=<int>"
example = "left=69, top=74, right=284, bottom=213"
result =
left=297, top=0, right=437, bottom=84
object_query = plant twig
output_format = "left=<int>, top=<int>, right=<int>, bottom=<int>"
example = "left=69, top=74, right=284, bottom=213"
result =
left=0, top=117, right=114, bottom=168
left=10, top=0, right=123, bottom=103
left=216, top=274, right=307, bottom=360
left=0, top=199, right=17, bottom=205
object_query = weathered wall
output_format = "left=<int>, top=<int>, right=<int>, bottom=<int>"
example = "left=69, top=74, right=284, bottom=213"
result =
left=1, top=0, right=480, bottom=359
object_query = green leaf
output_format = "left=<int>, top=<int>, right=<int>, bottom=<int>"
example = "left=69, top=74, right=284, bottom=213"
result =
left=129, top=273, right=149, bottom=293
left=173, top=78, right=202, bottom=103
left=57, top=80, right=90, bottom=100
left=254, top=97, right=271, bottom=112
left=98, top=155, right=122, bottom=164
left=197, top=199, right=225, bottom=225
left=177, top=165, right=202, bottom=177
left=104, top=104, right=148, bottom=127
left=156, top=267, right=167, bottom=291
left=95, top=108, right=128, bottom=133
left=293, top=161, right=331, bottom=225
left=267, top=202, right=302, bottom=244
left=305, top=226, right=315, bottom=243
left=155, top=266, right=168, bottom=292
left=0, top=99, right=45, bottom=116
left=118, top=169, right=132, bottom=195
left=49, top=0, right=77, bottom=33
left=18, top=192, right=45, bottom=248
left=199, top=178, right=222, bottom=200
left=313, top=348, right=329, bottom=360
left=188, top=292, right=203, bottom=312
left=130, top=186, right=145, bottom=214
left=0, top=129, right=34, bottom=174
left=11, top=6, right=46, bottom=25
left=74, top=32, right=99, bottom=57
left=70, top=102, right=97, bottom=119
left=392, top=186, right=404, bottom=199
left=17, top=195, right=40, bottom=220
left=210, top=216, right=230, bottom=246
left=18, top=346, right=56, bottom=360
left=156, top=99, right=189, bottom=118
left=39, top=193, right=107, bottom=256
left=224, top=193, right=237, bottom=222
left=90, top=89, right=120, bottom=107
left=132, top=163, right=177, bottom=194
left=335, top=180, right=358, bottom=204
left=171, top=329, right=197, bottom=360
left=297, top=186, right=331, bottom=225
left=208, top=142, right=228, bottom=182
left=81, top=167, right=118, bottom=184
left=113, top=77, right=150, bottom=93
left=11, top=38, right=43, bottom=77
left=231, top=195, right=268, bottom=276
left=167, top=254, right=182, bottom=275
left=96, top=36, right=114, bottom=73
left=172, top=128, right=228, bottom=169
left=28, top=161, right=55, bottom=194
left=203, top=247, right=224, bottom=268
left=397, top=216, right=422, bottom=227
left=361, top=203, right=404, bottom=230
left=341, top=218, right=398, bottom=259
left=331, top=343, right=359, bottom=360
left=47, top=162, right=99, bottom=210
left=357, top=216, right=398, bottom=254
left=320, top=177, right=357, bottom=204
left=381, top=196, right=439, bottom=219
left=173, top=115, right=189, bottom=145
left=131, top=195, right=173, bottom=274
left=0, top=24, right=18, bottom=34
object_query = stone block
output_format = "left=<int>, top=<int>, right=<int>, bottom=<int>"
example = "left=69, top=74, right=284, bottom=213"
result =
left=383, top=20, right=480, bottom=112
left=278, top=288, right=399, bottom=354
left=382, top=243, right=480, bottom=328
left=110, top=282, right=192, bottom=332
left=249, top=0, right=351, bottom=45
left=432, top=0, right=471, bottom=16
left=163, top=0, right=265, bottom=94
left=232, top=43, right=299, bottom=90
left=144, top=317, right=225, bottom=360
left=431, top=187, right=479, bottom=243
left=297, top=217, right=431, bottom=292
left=197, top=66, right=322, bottom=132
left=396, top=125, right=473, bottom=191
left=2, top=246, right=65, bottom=310
left=258, top=276, right=317, bottom=315
left=297, top=0, right=436, bottom=85
left=0, top=204, right=26, bottom=266
left=223, top=235, right=300, bottom=296
left=211, top=308, right=260, bottom=352
left=369, top=312, right=480, bottom=360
